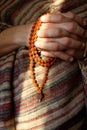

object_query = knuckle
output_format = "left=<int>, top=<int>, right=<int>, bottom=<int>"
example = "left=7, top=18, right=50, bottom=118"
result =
left=54, top=28, right=61, bottom=37
left=66, top=57, right=71, bottom=61
left=57, top=14, right=64, bottom=21
left=52, top=42, right=60, bottom=50
left=56, top=28, right=62, bottom=35
left=68, top=22, right=76, bottom=31
left=50, top=51, right=57, bottom=57
left=64, top=37, right=71, bottom=45
left=71, top=13, right=75, bottom=19
left=70, top=50, right=75, bottom=56
left=56, top=44, right=60, bottom=50
left=47, top=29, right=53, bottom=37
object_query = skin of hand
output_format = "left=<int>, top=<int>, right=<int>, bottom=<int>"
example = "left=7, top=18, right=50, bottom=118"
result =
left=35, top=12, right=87, bottom=61
left=0, top=23, right=33, bottom=57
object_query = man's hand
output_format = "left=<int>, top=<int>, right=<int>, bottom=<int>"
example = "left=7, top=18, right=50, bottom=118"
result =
left=35, top=12, right=87, bottom=61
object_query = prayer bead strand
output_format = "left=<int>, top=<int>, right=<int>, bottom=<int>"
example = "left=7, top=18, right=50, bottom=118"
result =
left=29, top=17, right=55, bottom=101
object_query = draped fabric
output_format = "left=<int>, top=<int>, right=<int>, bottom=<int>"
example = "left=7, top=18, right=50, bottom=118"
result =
left=0, top=0, right=87, bottom=129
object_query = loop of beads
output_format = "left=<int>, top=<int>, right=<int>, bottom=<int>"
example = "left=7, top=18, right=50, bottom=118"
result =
left=29, top=17, right=55, bottom=101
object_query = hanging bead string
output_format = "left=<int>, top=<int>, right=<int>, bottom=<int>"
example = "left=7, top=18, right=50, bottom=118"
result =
left=29, top=17, right=55, bottom=101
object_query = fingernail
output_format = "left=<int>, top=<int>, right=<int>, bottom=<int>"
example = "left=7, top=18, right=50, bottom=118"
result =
left=35, top=42, right=39, bottom=47
left=41, top=51, right=46, bottom=55
left=40, top=15, right=46, bottom=21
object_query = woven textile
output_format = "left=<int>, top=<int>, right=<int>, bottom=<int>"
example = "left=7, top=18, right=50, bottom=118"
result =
left=0, top=0, right=87, bottom=129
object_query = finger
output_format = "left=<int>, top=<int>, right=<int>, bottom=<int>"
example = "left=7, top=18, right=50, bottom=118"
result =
left=40, top=12, right=87, bottom=30
left=37, top=26, right=70, bottom=38
left=55, top=37, right=82, bottom=50
left=65, top=48, right=85, bottom=59
left=40, top=13, right=72, bottom=23
left=65, top=49, right=76, bottom=57
left=35, top=37, right=83, bottom=51
left=41, top=50, right=73, bottom=61
left=35, top=40, right=66, bottom=51
left=63, top=12, right=87, bottom=27
left=56, top=22, right=87, bottom=38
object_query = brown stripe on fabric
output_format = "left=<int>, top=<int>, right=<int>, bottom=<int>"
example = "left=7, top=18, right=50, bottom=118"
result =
left=0, top=0, right=6, bottom=6
left=53, top=0, right=87, bottom=12
left=15, top=90, right=83, bottom=122
left=20, top=104, right=84, bottom=130
left=55, top=107, right=86, bottom=130
left=0, top=0, right=14, bottom=13
left=8, top=0, right=33, bottom=25
left=72, top=4, right=87, bottom=14
left=14, top=1, right=50, bottom=25
left=14, top=74, right=83, bottom=115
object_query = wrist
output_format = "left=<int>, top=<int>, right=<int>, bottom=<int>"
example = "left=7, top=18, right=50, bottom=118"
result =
left=0, top=23, right=33, bottom=57
left=14, top=23, right=34, bottom=47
